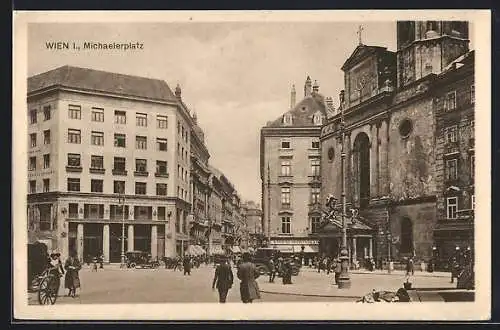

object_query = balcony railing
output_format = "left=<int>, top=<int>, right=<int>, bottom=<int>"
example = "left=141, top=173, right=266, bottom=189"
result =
left=112, top=169, right=128, bottom=176
left=155, top=172, right=169, bottom=178
left=89, top=167, right=105, bottom=174
left=66, top=166, right=83, bottom=173
left=134, top=171, right=149, bottom=177
left=444, top=141, right=459, bottom=155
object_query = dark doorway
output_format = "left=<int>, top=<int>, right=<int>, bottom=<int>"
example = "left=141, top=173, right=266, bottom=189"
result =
left=134, top=224, right=151, bottom=253
left=354, top=132, right=371, bottom=208
left=400, top=217, right=413, bottom=255
left=83, top=223, right=103, bottom=263
left=110, top=223, right=127, bottom=263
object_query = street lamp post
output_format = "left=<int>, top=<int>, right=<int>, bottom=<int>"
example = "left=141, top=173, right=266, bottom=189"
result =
left=119, top=192, right=126, bottom=268
left=337, top=90, right=351, bottom=289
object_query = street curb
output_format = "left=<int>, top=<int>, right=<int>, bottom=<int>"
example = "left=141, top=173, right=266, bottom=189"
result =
left=260, top=290, right=361, bottom=299
left=302, top=269, right=449, bottom=279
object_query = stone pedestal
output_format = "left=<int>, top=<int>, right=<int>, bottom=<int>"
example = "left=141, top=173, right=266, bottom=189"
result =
left=103, top=224, right=110, bottom=263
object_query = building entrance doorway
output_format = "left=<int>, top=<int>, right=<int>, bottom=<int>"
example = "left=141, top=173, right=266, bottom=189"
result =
left=83, top=223, right=103, bottom=263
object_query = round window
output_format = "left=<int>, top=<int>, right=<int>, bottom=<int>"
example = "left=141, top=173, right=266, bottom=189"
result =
left=399, top=119, right=413, bottom=138
left=328, top=147, right=335, bottom=161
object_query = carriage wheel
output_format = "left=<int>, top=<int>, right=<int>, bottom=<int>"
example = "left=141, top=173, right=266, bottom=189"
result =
left=37, top=276, right=58, bottom=305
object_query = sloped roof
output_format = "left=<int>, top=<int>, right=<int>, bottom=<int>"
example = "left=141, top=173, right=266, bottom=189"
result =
left=341, top=44, right=390, bottom=71
left=440, top=50, right=474, bottom=75
left=319, top=215, right=374, bottom=233
left=267, top=92, right=328, bottom=128
left=28, top=65, right=177, bottom=102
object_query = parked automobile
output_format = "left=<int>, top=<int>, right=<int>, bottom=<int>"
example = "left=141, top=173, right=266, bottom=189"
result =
left=125, top=251, right=160, bottom=269
left=252, top=248, right=300, bottom=276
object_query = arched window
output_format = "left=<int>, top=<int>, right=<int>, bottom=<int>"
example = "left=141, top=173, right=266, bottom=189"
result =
left=313, top=113, right=322, bottom=125
left=400, top=217, right=413, bottom=255
left=353, top=132, right=371, bottom=208
left=283, top=113, right=293, bottom=125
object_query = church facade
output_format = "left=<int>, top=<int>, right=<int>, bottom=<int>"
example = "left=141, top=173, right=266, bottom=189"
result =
left=319, top=20, right=473, bottom=268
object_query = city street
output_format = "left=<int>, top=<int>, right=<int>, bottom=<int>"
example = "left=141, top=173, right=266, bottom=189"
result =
left=28, top=263, right=472, bottom=305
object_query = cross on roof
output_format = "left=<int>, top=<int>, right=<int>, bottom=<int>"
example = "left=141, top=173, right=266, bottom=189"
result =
left=357, top=25, right=364, bottom=45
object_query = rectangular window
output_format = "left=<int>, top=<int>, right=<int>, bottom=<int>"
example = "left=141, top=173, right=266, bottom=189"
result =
left=470, top=84, right=475, bottom=104
left=157, top=138, right=168, bottom=151
left=157, top=206, right=166, bottom=220
left=135, top=158, right=147, bottom=172
left=91, top=179, right=103, bottom=193
left=471, top=195, right=475, bottom=210
left=30, top=133, right=37, bottom=147
left=446, top=159, right=458, bottom=181
left=157, top=115, right=168, bottom=129
left=91, top=131, right=104, bottom=146
left=136, top=135, right=147, bottom=149
left=30, top=110, right=37, bottom=124
left=43, top=106, right=51, bottom=121
left=136, top=113, right=147, bottom=127
left=114, top=110, right=126, bottom=124
left=311, top=187, right=320, bottom=204
left=43, top=154, right=50, bottom=169
left=181, top=147, right=184, bottom=160
left=91, top=107, right=104, bottom=122
left=68, top=104, right=81, bottom=119
left=43, top=179, right=50, bottom=192
left=114, top=133, right=126, bottom=147
left=113, top=180, right=125, bottom=194
left=281, top=216, right=291, bottom=234
left=445, top=91, right=456, bottom=111
left=43, top=130, right=50, bottom=144
left=67, top=153, right=81, bottom=167
left=444, top=125, right=458, bottom=143
left=181, top=126, right=185, bottom=139
left=156, top=160, right=167, bottom=175
left=110, top=205, right=129, bottom=220
left=311, top=158, right=321, bottom=176
left=29, top=156, right=36, bottom=171
left=177, top=143, right=180, bottom=156
left=156, top=183, right=168, bottom=196
left=281, top=187, right=291, bottom=207
left=113, top=157, right=126, bottom=172
left=281, top=140, right=290, bottom=149
left=84, top=204, right=104, bottom=219
left=91, top=155, right=104, bottom=169
left=312, top=141, right=320, bottom=149
left=470, top=155, right=475, bottom=179
left=446, top=197, right=458, bottom=219
left=135, top=182, right=147, bottom=195
left=69, top=203, right=79, bottom=218
left=177, top=121, right=180, bottom=134
left=29, top=180, right=36, bottom=193
left=134, top=206, right=152, bottom=220
left=281, top=160, right=291, bottom=176
left=311, top=216, right=321, bottom=233
left=67, top=178, right=80, bottom=192
left=68, top=129, right=81, bottom=144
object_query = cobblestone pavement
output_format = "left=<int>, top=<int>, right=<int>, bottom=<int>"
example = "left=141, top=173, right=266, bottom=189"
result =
left=27, top=264, right=469, bottom=305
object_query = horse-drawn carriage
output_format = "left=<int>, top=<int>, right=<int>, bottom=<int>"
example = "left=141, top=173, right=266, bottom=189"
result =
left=28, top=242, right=62, bottom=305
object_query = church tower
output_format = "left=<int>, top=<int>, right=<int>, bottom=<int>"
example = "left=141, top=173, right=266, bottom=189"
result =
left=396, top=21, right=469, bottom=88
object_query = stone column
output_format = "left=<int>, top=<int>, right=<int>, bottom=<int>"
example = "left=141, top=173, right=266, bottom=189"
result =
left=151, top=225, right=158, bottom=259
left=127, top=224, right=134, bottom=252
left=352, top=237, right=357, bottom=264
left=103, top=224, right=110, bottom=263
left=77, top=223, right=84, bottom=262
left=378, top=119, right=390, bottom=196
left=345, top=131, right=353, bottom=203
left=369, top=238, right=373, bottom=258
left=373, top=123, right=381, bottom=198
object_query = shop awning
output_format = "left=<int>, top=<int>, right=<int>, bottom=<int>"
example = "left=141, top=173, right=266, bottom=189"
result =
left=275, top=245, right=294, bottom=253
left=293, top=245, right=319, bottom=253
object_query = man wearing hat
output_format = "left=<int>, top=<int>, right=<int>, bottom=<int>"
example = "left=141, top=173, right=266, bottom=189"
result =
left=212, top=255, right=234, bottom=303
left=237, top=252, right=261, bottom=303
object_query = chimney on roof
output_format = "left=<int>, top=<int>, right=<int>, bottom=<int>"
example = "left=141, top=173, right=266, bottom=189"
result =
left=290, top=84, right=296, bottom=109
left=312, top=80, right=319, bottom=94
left=304, top=76, right=312, bottom=97
left=175, top=84, right=182, bottom=99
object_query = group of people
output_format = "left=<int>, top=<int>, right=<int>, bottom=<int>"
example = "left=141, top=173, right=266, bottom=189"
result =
left=212, top=252, right=261, bottom=304
left=46, top=251, right=82, bottom=297
left=267, top=257, right=294, bottom=285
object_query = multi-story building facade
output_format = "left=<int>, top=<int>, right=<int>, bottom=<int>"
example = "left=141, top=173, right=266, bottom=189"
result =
left=433, top=50, right=474, bottom=266
left=241, top=201, right=263, bottom=249
left=188, top=112, right=211, bottom=255
left=207, top=167, right=225, bottom=255
left=260, top=77, right=332, bottom=255
left=319, top=20, right=471, bottom=266
left=27, top=65, right=193, bottom=262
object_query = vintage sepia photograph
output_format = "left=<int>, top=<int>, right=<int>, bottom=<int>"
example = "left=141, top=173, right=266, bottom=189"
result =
left=12, top=10, right=491, bottom=320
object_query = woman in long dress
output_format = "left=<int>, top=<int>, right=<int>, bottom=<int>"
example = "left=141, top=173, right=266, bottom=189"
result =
left=64, top=252, right=82, bottom=297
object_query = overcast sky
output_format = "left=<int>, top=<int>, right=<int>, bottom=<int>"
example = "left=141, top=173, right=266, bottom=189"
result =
left=28, top=22, right=400, bottom=203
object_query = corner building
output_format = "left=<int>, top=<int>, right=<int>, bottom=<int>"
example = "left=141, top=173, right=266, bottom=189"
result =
left=319, top=21, right=472, bottom=266
left=27, top=66, right=193, bottom=262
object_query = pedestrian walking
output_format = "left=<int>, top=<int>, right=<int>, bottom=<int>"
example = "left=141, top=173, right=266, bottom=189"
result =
left=333, top=258, right=341, bottom=285
left=212, top=256, right=234, bottom=303
left=450, top=257, right=460, bottom=283
left=183, top=256, right=192, bottom=276
left=406, top=257, right=414, bottom=276
left=282, top=259, right=293, bottom=285
left=237, top=252, right=261, bottom=303
left=268, top=258, right=276, bottom=283
left=64, top=251, right=81, bottom=298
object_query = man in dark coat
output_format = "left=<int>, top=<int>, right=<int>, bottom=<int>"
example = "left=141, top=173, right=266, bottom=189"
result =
left=268, top=258, right=276, bottom=283
left=212, top=256, right=234, bottom=303
left=237, top=252, right=261, bottom=303
left=183, top=256, right=192, bottom=276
